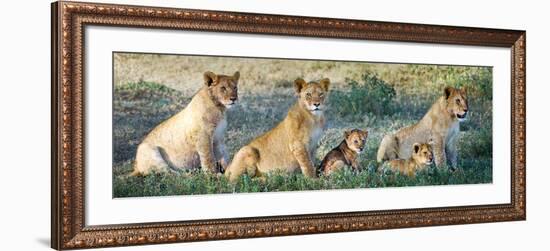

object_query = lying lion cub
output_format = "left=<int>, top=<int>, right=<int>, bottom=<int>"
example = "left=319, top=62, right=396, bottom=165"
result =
left=131, top=71, right=240, bottom=176
left=319, top=129, right=368, bottom=176
left=225, top=78, right=330, bottom=182
left=382, top=142, right=434, bottom=177
left=376, top=86, right=468, bottom=169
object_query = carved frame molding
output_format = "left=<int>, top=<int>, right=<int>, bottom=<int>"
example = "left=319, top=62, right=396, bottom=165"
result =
left=51, top=1, right=526, bottom=249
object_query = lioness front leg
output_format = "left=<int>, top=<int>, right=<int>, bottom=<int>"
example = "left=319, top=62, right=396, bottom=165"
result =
left=350, top=158, right=360, bottom=171
left=289, top=141, right=316, bottom=178
left=446, top=138, right=459, bottom=170
left=214, top=140, right=229, bottom=173
left=196, top=135, right=217, bottom=173
left=432, top=136, right=447, bottom=168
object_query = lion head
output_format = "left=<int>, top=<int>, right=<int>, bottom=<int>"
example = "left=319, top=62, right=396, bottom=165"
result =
left=294, top=78, right=330, bottom=116
left=344, top=129, right=368, bottom=153
left=444, top=86, right=469, bottom=122
left=204, top=71, right=240, bottom=109
left=412, top=143, right=434, bottom=166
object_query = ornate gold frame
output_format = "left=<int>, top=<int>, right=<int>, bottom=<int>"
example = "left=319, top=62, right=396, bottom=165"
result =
left=51, top=1, right=526, bottom=249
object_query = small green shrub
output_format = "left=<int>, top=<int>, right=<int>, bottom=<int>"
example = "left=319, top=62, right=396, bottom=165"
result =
left=329, top=73, right=396, bottom=121
left=459, top=125, right=493, bottom=159
left=458, top=67, right=493, bottom=100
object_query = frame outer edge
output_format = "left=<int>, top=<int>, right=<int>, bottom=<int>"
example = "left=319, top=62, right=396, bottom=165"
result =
left=520, top=32, right=526, bottom=220
left=51, top=1, right=527, bottom=249
left=511, top=31, right=526, bottom=220
left=51, top=1, right=62, bottom=250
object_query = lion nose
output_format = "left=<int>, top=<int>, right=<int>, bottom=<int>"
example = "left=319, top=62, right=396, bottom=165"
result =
left=463, top=108, right=468, bottom=113
left=313, top=103, right=320, bottom=107
left=230, top=97, right=237, bottom=102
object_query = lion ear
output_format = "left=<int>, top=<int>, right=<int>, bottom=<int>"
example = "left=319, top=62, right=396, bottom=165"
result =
left=294, top=78, right=307, bottom=94
left=233, top=71, right=240, bottom=81
left=203, top=71, right=217, bottom=87
left=444, top=86, right=455, bottom=99
left=344, top=130, right=351, bottom=139
left=361, top=129, right=369, bottom=138
left=320, top=78, right=330, bottom=92
left=413, top=143, right=421, bottom=154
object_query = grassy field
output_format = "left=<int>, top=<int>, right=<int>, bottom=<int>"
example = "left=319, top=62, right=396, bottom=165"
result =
left=113, top=53, right=493, bottom=198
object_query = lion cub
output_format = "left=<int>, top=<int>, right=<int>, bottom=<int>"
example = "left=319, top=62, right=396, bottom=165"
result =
left=131, top=71, right=239, bottom=176
left=382, top=143, right=434, bottom=177
left=225, top=78, right=330, bottom=182
left=319, top=129, right=368, bottom=176
left=376, top=86, right=468, bottom=169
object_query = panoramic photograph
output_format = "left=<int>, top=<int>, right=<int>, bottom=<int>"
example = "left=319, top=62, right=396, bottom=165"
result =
left=112, top=52, right=493, bottom=198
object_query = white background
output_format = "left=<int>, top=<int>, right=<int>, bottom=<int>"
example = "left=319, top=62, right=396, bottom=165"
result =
left=0, top=0, right=547, bottom=250
left=86, top=26, right=511, bottom=225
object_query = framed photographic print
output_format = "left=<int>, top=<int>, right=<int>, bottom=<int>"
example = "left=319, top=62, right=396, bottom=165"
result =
left=51, top=1, right=526, bottom=249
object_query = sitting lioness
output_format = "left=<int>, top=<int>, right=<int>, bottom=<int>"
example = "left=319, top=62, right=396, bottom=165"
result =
left=131, top=71, right=240, bottom=176
left=319, top=129, right=368, bottom=176
left=225, top=78, right=330, bottom=182
left=382, top=143, right=434, bottom=177
left=376, top=86, right=468, bottom=169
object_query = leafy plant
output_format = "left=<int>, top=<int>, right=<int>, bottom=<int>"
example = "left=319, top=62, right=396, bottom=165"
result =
left=329, top=73, right=396, bottom=121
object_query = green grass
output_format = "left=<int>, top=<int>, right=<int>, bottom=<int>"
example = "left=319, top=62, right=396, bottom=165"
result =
left=114, top=159, right=492, bottom=198
left=112, top=58, right=493, bottom=198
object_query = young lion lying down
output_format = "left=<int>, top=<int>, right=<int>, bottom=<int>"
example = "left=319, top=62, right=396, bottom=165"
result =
left=319, top=129, right=368, bottom=176
left=381, top=142, right=434, bottom=177
left=224, top=78, right=330, bottom=182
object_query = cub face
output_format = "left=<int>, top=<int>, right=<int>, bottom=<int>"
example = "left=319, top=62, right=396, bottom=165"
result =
left=412, top=143, right=434, bottom=166
left=444, top=86, right=469, bottom=122
left=204, top=71, right=240, bottom=109
left=344, top=129, right=368, bottom=153
left=294, top=78, right=330, bottom=116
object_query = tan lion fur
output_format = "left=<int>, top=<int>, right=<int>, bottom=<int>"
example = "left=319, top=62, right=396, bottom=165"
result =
left=376, top=86, right=469, bottom=169
left=319, top=129, right=368, bottom=176
left=383, top=143, right=434, bottom=177
left=131, top=71, right=240, bottom=176
left=224, top=78, right=330, bottom=182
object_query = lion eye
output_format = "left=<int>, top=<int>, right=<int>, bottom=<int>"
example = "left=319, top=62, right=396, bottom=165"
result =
left=456, top=98, right=460, bottom=104
left=319, top=93, right=324, bottom=97
left=354, top=140, right=358, bottom=144
left=306, top=93, right=312, bottom=97
left=220, top=86, right=227, bottom=92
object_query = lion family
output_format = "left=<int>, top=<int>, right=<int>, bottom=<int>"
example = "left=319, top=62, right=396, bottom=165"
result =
left=132, top=71, right=469, bottom=181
